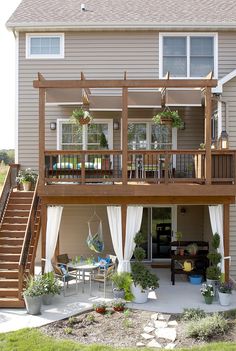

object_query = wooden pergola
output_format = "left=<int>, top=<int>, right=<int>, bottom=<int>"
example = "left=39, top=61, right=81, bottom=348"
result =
left=34, top=73, right=231, bottom=281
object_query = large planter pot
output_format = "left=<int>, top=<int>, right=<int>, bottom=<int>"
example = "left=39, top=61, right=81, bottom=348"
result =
left=22, top=181, right=32, bottom=191
left=113, top=288, right=125, bottom=299
left=24, top=295, right=42, bottom=315
left=219, top=292, right=232, bottom=306
left=204, top=295, right=214, bottom=304
left=131, top=283, right=149, bottom=304
left=42, top=294, right=54, bottom=305
left=207, top=279, right=219, bottom=301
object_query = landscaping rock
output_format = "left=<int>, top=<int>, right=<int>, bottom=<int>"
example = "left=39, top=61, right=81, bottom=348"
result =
left=168, top=321, right=178, bottom=327
left=165, top=343, right=176, bottom=349
left=155, top=328, right=176, bottom=342
left=141, top=333, right=155, bottom=340
left=154, top=320, right=168, bottom=329
left=147, top=339, right=162, bottom=348
left=151, top=313, right=159, bottom=321
left=144, top=326, right=155, bottom=333
left=158, top=314, right=171, bottom=322
left=136, top=342, right=145, bottom=347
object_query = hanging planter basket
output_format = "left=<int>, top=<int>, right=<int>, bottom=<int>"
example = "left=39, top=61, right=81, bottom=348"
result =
left=70, top=108, right=93, bottom=125
left=152, top=107, right=183, bottom=129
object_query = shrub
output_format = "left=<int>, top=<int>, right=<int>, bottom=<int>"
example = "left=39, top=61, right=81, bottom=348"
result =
left=186, top=313, right=229, bottom=340
left=182, top=308, right=206, bottom=321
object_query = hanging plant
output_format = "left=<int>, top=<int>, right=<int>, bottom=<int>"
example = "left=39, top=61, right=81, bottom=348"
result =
left=70, top=108, right=93, bottom=125
left=152, top=108, right=183, bottom=129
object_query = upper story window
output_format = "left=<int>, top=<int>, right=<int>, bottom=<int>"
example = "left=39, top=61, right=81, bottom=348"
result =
left=159, top=33, right=217, bottom=78
left=26, top=33, right=64, bottom=59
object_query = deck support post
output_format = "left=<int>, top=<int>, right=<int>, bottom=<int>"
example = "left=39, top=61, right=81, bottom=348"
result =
left=223, top=204, right=230, bottom=282
left=39, top=86, right=46, bottom=189
left=41, top=202, right=47, bottom=273
left=121, top=204, right=127, bottom=257
left=122, top=87, right=128, bottom=185
left=204, top=87, right=212, bottom=184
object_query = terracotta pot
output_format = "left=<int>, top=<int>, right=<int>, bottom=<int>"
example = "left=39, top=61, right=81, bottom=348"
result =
left=113, top=306, right=125, bottom=312
left=95, top=307, right=106, bottom=314
left=179, top=248, right=185, bottom=256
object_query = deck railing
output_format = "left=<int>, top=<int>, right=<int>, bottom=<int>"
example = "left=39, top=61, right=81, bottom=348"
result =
left=43, top=149, right=236, bottom=185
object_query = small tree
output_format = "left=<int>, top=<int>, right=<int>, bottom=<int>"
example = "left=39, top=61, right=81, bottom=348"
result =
left=206, top=233, right=221, bottom=280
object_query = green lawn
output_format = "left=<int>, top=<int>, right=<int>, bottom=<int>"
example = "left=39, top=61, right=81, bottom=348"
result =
left=0, top=329, right=236, bottom=351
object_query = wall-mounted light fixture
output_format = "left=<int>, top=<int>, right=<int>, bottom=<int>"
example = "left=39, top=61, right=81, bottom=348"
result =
left=113, top=120, right=119, bottom=130
left=218, top=130, right=229, bottom=149
left=180, top=207, right=186, bottom=215
left=50, top=122, right=57, bottom=130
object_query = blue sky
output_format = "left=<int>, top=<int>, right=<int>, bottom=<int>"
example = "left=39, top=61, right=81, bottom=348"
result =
left=0, top=0, right=21, bottom=149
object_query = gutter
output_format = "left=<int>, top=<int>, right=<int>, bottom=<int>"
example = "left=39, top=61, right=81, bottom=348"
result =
left=6, top=22, right=236, bottom=32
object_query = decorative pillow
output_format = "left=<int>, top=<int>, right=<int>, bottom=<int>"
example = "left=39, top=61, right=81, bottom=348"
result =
left=53, top=162, right=73, bottom=170
left=94, top=158, right=102, bottom=170
left=98, top=256, right=111, bottom=268
left=59, top=264, right=68, bottom=276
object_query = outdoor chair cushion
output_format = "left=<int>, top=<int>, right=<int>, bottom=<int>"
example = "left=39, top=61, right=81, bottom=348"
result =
left=77, top=162, right=95, bottom=170
left=53, top=162, right=74, bottom=170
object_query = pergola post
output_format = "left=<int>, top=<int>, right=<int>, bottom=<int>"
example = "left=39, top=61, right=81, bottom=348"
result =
left=38, top=81, right=46, bottom=190
left=223, top=204, right=230, bottom=282
left=204, top=87, right=212, bottom=184
left=41, top=202, right=47, bottom=273
left=122, top=87, right=128, bottom=185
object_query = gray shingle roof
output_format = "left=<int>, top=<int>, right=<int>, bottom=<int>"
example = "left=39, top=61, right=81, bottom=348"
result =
left=6, top=0, right=236, bottom=30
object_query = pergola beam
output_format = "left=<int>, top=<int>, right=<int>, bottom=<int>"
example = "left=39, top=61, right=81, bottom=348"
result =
left=34, top=77, right=217, bottom=89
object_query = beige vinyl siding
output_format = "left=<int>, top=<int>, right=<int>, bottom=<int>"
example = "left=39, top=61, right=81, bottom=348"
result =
left=177, top=205, right=204, bottom=241
left=218, top=32, right=236, bottom=79
left=222, top=77, right=236, bottom=279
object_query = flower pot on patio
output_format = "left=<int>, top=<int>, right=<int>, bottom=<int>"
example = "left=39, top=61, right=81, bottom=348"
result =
left=113, top=288, right=125, bottom=299
left=22, top=181, right=32, bottom=191
left=42, top=293, right=54, bottom=305
left=207, top=279, right=219, bottom=301
left=24, top=295, right=42, bottom=315
left=204, top=295, right=214, bottom=304
left=131, top=283, right=149, bottom=304
left=218, top=292, right=232, bottom=306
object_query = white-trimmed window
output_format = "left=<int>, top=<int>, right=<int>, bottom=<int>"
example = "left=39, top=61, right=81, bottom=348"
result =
left=26, top=33, right=64, bottom=59
left=159, top=33, right=217, bottom=78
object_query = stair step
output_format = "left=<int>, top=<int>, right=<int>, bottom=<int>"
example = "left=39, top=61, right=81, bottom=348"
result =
left=0, top=246, right=22, bottom=254
left=9, top=198, right=33, bottom=204
left=7, top=204, right=31, bottom=211
left=0, top=238, right=24, bottom=246
left=0, top=279, right=18, bottom=288
left=5, top=210, right=29, bottom=217
left=0, top=297, right=25, bottom=308
left=0, top=270, right=19, bottom=279
left=0, top=253, right=31, bottom=262
left=12, top=191, right=33, bottom=197
left=0, top=262, right=20, bottom=269
left=1, top=224, right=27, bottom=231
left=0, top=231, right=25, bottom=238
left=3, top=217, right=28, bottom=224
left=0, top=288, right=18, bottom=297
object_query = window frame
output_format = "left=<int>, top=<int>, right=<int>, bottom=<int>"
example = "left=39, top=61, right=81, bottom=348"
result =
left=26, top=33, right=65, bottom=59
left=57, top=118, right=113, bottom=150
left=159, top=32, right=218, bottom=79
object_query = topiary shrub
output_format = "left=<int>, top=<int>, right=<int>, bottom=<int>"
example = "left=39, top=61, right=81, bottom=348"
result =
left=185, top=313, right=229, bottom=340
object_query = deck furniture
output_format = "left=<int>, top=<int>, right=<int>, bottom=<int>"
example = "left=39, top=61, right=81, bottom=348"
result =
left=52, top=263, right=78, bottom=296
left=89, top=264, right=115, bottom=298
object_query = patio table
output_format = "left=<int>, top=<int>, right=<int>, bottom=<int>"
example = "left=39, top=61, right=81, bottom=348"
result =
left=67, top=262, right=100, bottom=293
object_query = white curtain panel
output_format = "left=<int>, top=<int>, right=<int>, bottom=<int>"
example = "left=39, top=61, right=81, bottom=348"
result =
left=208, top=205, right=225, bottom=273
left=107, top=206, right=124, bottom=272
left=45, top=206, right=63, bottom=273
left=124, top=206, right=143, bottom=272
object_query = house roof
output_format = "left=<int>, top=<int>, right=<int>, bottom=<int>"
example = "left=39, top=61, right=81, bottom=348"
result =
left=6, top=0, right=236, bottom=31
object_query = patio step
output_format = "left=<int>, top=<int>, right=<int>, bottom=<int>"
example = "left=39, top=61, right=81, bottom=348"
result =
left=0, top=298, right=25, bottom=308
left=0, top=279, right=18, bottom=288
left=0, top=288, right=18, bottom=297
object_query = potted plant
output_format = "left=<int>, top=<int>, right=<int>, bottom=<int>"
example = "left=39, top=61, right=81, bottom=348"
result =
left=93, top=302, right=107, bottom=314
left=16, top=168, right=38, bottom=191
left=41, top=272, right=61, bottom=305
left=218, top=282, right=233, bottom=306
left=152, top=108, right=183, bottom=129
left=187, top=243, right=198, bottom=256
left=23, top=275, right=43, bottom=315
left=70, top=107, right=93, bottom=125
left=110, top=271, right=133, bottom=300
left=131, top=232, right=159, bottom=303
left=200, top=284, right=214, bottom=304
left=111, top=298, right=126, bottom=312
left=206, top=233, right=222, bottom=299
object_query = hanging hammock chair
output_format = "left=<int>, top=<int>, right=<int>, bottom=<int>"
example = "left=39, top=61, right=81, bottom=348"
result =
left=87, top=211, right=104, bottom=253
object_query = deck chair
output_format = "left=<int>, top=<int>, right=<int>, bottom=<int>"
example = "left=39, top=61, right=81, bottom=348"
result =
left=89, top=263, right=115, bottom=298
left=52, top=262, right=78, bottom=296
left=57, top=253, right=77, bottom=273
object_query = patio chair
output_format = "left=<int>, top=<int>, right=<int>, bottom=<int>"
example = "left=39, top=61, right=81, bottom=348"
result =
left=89, top=263, right=115, bottom=298
left=57, top=253, right=77, bottom=273
left=52, top=263, right=78, bottom=296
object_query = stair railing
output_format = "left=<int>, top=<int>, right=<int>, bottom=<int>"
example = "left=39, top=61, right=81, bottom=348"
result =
left=18, top=177, right=40, bottom=299
left=0, top=164, right=19, bottom=224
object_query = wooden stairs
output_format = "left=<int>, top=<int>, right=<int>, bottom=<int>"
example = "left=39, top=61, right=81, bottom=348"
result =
left=0, top=188, right=40, bottom=308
